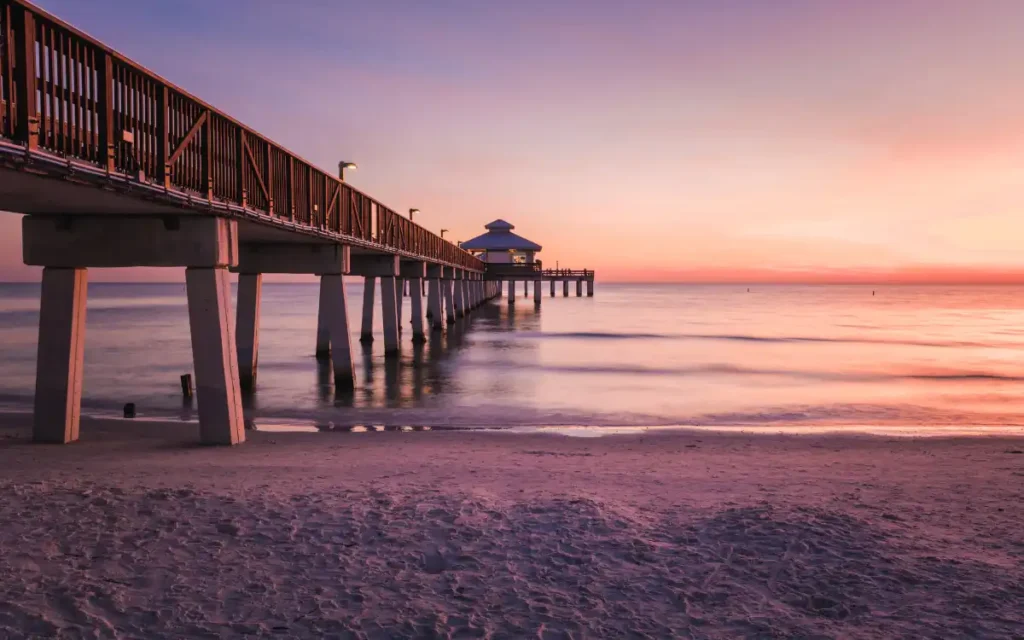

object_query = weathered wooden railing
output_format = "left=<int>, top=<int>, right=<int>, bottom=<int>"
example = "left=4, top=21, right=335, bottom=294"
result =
left=0, top=0, right=482, bottom=270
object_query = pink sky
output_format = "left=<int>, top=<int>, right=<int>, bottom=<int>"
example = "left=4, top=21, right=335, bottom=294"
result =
left=2, top=0, right=1024, bottom=283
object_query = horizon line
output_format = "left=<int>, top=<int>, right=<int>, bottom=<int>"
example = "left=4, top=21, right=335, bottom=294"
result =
left=6, top=279, right=1024, bottom=286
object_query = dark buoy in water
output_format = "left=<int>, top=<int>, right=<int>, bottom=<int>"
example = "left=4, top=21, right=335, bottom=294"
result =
left=123, top=403, right=136, bottom=418
left=872, top=290, right=876, bottom=296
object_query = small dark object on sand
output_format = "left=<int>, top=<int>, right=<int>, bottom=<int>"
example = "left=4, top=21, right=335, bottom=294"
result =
left=123, top=403, right=136, bottom=418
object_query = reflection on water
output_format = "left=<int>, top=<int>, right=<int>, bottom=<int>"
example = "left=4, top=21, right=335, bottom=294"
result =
left=235, top=299, right=542, bottom=417
left=5, top=282, right=1024, bottom=431
left=252, top=423, right=434, bottom=434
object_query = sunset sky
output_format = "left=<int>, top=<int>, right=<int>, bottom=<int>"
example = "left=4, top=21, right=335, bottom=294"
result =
left=2, top=0, right=1024, bottom=282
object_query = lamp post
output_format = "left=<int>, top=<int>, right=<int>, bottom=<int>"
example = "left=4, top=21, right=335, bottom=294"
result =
left=440, top=228, right=448, bottom=239
left=338, top=161, right=357, bottom=181
left=409, top=208, right=420, bottom=222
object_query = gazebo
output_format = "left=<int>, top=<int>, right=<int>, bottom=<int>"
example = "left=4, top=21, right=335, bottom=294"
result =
left=460, top=220, right=542, bottom=265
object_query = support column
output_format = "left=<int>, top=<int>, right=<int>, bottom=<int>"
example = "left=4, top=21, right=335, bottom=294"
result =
left=320, top=274, right=356, bottom=388
left=235, top=273, right=262, bottom=391
left=410, top=278, right=426, bottom=343
left=509, top=279, right=516, bottom=304
left=360, top=276, right=375, bottom=343
left=523, top=280, right=529, bottom=298
left=563, top=280, right=569, bottom=297
left=380, top=276, right=400, bottom=354
left=454, top=272, right=466, bottom=318
left=32, top=267, right=88, bottom=444
left=315, top=287, right=331, bottom=360
left=534, top=278, right=542, bottom=306
left=459, top=277, right=468, bottom=316
left=186, top=267, right=244, bottom=446
left=576, top=280, right=583, bottom=297
left=587, top=279, right=594, bottom=297
left=444, top=277, right=457, bottom=324
left=550, top=280, right=555, bottom=297
left=428, top=278, right=444, bottom=331
left=396, top=277, right=405, bottom=329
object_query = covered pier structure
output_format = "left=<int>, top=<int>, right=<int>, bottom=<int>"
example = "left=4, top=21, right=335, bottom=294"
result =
left=460, top=220, right=596, bottom=304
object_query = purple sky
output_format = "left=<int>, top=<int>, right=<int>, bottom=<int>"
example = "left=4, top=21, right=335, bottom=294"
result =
left=3, top=0, right=1024, bottom=282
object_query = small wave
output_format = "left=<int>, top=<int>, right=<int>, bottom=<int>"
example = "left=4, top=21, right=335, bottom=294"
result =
left=464, top=361, right=1024, bottom=383
left=517, top=330, right=1006, bottom=349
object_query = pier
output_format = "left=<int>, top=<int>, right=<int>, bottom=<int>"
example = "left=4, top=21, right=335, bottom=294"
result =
left=0, top=0, right=594, bottom=447
left=0, top=0, right=598, bottom=447
left=0, top=0, right=505, bottom=446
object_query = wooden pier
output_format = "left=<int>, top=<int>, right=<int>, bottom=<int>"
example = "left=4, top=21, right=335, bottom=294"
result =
left=486, top=265, right=596, bottom=302
left=0, top=0, right=505, bottom=446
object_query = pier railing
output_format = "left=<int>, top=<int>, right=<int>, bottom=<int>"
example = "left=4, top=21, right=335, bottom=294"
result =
left=484, top=264, right=594, bottom=278
left=0, top=0, right=483, bottom=270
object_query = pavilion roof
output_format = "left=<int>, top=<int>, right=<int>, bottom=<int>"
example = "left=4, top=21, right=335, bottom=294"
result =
left=461, top=220, right=542, bottom=251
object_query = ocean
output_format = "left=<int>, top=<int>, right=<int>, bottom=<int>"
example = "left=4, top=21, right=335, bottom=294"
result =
left=3, top=282, right=1024, bottom=433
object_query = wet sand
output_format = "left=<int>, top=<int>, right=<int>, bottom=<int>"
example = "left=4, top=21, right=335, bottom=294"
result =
left=0, top=416, right=1022, bottom=638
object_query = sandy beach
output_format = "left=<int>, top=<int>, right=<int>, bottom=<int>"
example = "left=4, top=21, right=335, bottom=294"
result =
left=0, top=416, right=1021, bottom=639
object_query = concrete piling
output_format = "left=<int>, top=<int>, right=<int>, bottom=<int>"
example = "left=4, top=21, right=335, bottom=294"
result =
left=185, top=267, right=245, bottom=446
left=360, top=276, right=376, bottom=343
left=315, top=285, right=331, bottom=360
left=235, top=273, right=262, bottom=391
left=410, top=278, right=426, bottom=342
left=396, top=277, right=405, bottom=329
left=380, top=276, right=400, bottom=354
left=428, top=278, right=444, bottom=331
left=32, top=267, right=87, bottom=444
left=444, top=276, right=457, bottom=323
left=320, top=274, right=356, bottom=388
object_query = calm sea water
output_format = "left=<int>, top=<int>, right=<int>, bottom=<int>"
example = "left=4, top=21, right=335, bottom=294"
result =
left=3, top=282, right=1024, bottom=431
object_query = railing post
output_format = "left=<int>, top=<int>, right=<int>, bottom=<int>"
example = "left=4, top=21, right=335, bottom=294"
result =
left=237, top=128, right=246, bottom=207
left=308, top=166, right=315, bottom=226
left=286, top=156, right=294, bottom=219
left=97, top=53, right=114, bottom=170
left=265, top=148, right=274, bottom=215
left=156, top=85, right=168, bottom=187
left=13, top=5, right=38, bottom=150
left=202, top=113, right=212, bottom=199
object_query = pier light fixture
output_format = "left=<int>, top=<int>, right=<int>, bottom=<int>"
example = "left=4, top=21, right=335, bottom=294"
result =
left=409, top=208, right=420, bottom=222
left=338, top=161, right=358, bottom=181
left=440, top=228, right=449, bottom=239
